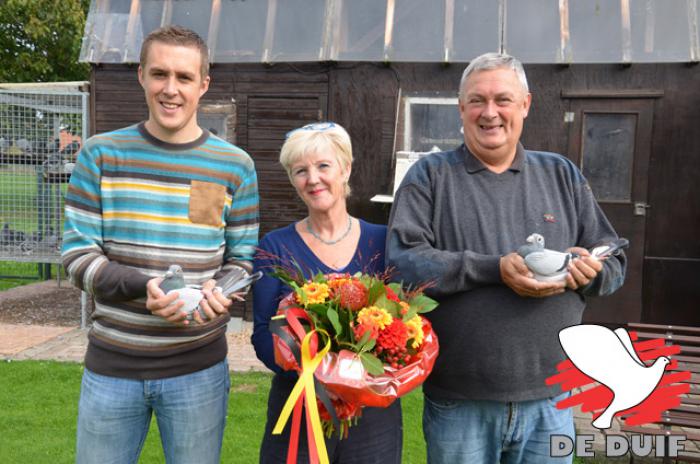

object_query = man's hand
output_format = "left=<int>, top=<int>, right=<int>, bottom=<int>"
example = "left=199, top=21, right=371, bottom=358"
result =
left=191, top=279, right=234, bottom=324
left=500, top=252, right=566, bottom=298
left=564, top=247, right=604, bottom=290
left=146, top=277, right=188, bottom=324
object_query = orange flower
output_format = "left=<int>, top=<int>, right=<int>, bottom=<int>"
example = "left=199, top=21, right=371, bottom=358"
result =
left=399, top=301, right=410, bottom=316
left=357, top=306, right=392, bottom=330
left=328, top=277, right=352, bottom=291
left=296, top=282, right=330, bottom=305
left=406, top=316, right=424, bottom=348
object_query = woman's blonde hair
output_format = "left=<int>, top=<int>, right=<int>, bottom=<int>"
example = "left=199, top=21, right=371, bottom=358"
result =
left=279, top=122, right=353, bottom=197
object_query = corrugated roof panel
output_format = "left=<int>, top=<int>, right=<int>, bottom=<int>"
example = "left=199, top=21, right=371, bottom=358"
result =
left=79, top=0, right=699, bottom=64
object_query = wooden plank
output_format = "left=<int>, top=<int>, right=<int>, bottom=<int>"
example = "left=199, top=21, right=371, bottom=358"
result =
left=689, top=0, right=700, bottom=62
left=125, top=0, right=142, bottom=62
left=234, top=82, right=328, bottom=95
left=558, top=0, right=571, bottom=63
left=383, top=0, right=395, bottom=60
left=261, top=0, right=278, bottom=63
left=160, top=0, right=173, bottom=27
left=443, top=0, right=454, bottom=63
left=620, top=0, right=632, bottom=63
left=207, top=0, right=222, bottom=59
left=630, top=323, right=700, bottom=334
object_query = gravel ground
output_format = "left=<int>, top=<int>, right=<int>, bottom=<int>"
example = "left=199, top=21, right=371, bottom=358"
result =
left=0, top=280, right=83, bottom=326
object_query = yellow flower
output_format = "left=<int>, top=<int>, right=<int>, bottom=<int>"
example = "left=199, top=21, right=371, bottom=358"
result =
left=406, top=316, right=424, bottom=348
left=297, top=282, right=330, bottom=305
left=357, top=306, right=393, bottom=330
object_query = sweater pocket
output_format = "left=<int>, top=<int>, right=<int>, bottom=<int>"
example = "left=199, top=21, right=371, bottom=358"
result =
left=188, top=180, right=226, bottom=227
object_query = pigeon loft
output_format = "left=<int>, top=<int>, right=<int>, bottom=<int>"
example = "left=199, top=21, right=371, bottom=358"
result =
left=620, top=323, right=700, bottom=462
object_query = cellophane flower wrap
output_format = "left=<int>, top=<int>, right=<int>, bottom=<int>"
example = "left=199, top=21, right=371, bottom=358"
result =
left=270, top=269, right=439, bottom=440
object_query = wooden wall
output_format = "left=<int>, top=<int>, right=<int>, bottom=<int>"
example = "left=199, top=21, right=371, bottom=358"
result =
left=91, top=62, right=700, bottom=324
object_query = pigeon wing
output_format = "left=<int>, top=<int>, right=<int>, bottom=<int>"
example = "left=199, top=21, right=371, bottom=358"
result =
left=614, top=328, right=645, bottom=367
left=559, top=325, right=645, bottom=389
left=524, top=251, right=571, bottom=275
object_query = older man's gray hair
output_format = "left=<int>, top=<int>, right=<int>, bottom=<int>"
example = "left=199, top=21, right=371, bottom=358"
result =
left=458, top=53, right=529, bottom=99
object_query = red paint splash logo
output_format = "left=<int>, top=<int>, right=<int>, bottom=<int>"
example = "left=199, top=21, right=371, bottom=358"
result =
left=546, top=328, right=691, bottom=429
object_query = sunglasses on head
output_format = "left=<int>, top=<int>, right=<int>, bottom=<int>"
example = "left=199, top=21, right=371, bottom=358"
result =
left=285, top=122, right=337, bottom=139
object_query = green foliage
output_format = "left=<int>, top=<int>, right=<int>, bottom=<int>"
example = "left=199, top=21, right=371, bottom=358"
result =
left=359, top=351, right=384, bottom=376
left=409, top=293, right=439, bottom=314
left=0, top=0, right=90, bottom=82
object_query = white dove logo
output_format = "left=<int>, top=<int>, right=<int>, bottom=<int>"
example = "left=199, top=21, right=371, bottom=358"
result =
left=558, top=324, right=670, bottom=430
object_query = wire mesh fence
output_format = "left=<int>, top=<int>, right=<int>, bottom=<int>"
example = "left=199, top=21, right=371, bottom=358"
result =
left=0, top=84, right=89, bottom=265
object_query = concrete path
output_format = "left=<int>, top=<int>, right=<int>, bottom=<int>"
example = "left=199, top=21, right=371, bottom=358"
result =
left=0, top=322, right=266, bottom=372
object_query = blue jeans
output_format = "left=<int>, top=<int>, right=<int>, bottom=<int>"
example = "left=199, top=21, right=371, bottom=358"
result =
left=423, top=393, right=574, bottom=464
left=76, top=360, right=230, bottom=464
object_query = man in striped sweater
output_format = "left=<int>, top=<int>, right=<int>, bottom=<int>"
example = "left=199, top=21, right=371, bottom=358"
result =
left=61, top=26, right=259, bottom=463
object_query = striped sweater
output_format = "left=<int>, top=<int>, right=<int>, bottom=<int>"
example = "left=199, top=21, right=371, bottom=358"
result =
left=61, top=123, right=259, bottom=379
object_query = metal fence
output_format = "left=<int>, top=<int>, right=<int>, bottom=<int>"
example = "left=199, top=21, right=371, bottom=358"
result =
left=0, top=83, right=89, bottom=265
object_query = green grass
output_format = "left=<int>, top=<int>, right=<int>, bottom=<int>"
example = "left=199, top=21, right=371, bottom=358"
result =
left=0, top=361, right=636, bottom=463
left=0, top=362, right=427, bottom=464
left=0, top=261, right=66, bottom=291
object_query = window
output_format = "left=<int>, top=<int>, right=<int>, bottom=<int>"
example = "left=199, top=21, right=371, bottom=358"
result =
left=198, top=101, right=236, bottom=143
left=403, top=95, right=462, bottom=153
left=580, top=113, right=636, bottom=202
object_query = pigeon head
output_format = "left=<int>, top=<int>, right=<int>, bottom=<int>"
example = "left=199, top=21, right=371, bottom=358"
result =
left=526, top=233, right=545, bottom=248
left=517, top=233, right=546, bottom=258
left=164, top=265, right=183, bottom=279
left=160, top=265, right=186, bottom=293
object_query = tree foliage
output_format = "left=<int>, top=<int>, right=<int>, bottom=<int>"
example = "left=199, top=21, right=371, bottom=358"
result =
left=0, top=0, right=91, bottom=83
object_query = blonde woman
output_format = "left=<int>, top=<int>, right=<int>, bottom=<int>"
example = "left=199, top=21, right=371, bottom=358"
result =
left=252, top=122, right=402, bottom=463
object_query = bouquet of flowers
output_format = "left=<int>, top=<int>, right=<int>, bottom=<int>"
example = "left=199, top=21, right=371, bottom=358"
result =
left=269, top=269, right=439, bottom=464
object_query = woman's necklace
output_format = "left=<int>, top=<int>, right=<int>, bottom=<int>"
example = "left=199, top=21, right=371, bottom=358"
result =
left=306, top=216, right=353, bottom=245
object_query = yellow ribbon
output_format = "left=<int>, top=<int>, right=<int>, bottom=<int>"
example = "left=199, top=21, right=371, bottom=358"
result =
left=273, top=329, right=331, bottom=464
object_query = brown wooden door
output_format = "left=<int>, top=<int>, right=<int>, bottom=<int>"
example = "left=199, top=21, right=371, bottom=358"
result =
left=566, top=98, right=655, bottom=325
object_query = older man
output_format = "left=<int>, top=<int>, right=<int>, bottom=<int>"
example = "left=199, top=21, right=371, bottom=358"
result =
left=387, top=53, right=626, bottom=463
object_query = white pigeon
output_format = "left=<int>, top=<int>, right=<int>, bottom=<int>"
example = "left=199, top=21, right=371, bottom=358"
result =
left=517, top=233, right=577, bottom=282
left=158, top=265, right=262, bottom=322
left=558, top=324, right=670, bottom=429
left=159, top=265, right=206, bottom=321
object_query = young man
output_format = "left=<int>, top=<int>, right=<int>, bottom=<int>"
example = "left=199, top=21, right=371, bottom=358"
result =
left=387, top=53, right=626, bottom=463
left=62, top=26, right=259, bottom=463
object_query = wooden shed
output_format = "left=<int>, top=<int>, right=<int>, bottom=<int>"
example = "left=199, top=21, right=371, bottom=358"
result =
left=81, top=0, right=700, bottom=325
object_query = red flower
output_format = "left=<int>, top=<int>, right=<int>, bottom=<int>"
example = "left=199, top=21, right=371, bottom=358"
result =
left=353, top=322, right=379, bottom=341
left=384, top=286, right=400, bottom=302
left=335, top=280, right=368, bottom=311
left=377, top=319, right=409, bottom=352
left=318, top=398, right=361, bottom=421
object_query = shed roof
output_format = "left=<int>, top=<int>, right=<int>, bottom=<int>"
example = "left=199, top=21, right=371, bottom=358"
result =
left=80, top=0, right=700, bottom=64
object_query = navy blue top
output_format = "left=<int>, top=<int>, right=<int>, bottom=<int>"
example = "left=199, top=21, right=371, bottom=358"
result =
left=251, top=219, right=387, bottom=373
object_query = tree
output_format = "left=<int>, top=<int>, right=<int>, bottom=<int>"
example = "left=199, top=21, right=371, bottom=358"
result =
left=0, top=0, right=91, bottom=82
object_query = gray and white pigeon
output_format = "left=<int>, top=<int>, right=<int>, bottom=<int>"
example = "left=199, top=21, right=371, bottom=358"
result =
left=517, top=233, right=578, bottom=282
left=159, top=265, right=207, bottom=321
left=158, top=265, right=263, bottom=322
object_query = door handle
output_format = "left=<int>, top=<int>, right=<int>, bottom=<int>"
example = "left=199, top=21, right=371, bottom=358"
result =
left=633, top=202, right=650, bottom=216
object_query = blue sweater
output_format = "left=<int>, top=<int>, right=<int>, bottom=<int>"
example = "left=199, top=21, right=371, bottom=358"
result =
left=62, top=123, right=259, bottom=379
left=251, top=220, right=386, bottom=373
